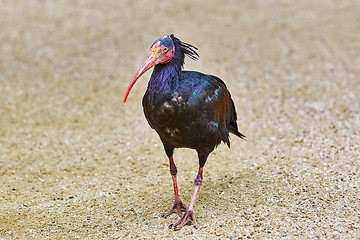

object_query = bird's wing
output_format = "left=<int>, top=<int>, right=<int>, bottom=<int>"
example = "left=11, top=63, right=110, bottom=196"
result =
left=182, top=72, right=245, bottom=146
left=211, top=76, right=245, bottom=140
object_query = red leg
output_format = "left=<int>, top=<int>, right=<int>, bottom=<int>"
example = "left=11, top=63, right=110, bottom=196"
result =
left=170, top=166, right=203, bottom=230
left=162, top=157, right=187, bottom=218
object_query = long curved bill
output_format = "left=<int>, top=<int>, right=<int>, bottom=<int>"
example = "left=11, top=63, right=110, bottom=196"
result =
left=123, top=47, right=160, bottom=106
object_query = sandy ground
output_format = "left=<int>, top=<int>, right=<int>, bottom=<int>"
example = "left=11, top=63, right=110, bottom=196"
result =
left=1, top=1, right=360, bottom=239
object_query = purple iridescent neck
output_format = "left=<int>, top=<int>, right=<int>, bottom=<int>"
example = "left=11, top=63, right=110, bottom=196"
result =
left=148, top=61, right=180, bottom=93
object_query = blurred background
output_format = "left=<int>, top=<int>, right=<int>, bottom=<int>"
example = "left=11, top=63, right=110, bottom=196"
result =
left=1, top=1, right=359, bottom=239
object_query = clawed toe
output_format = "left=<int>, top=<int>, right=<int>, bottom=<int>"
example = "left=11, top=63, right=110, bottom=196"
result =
left=162, top=200, right=187, bottom=218
left=169, top=210, right=197, bottom=230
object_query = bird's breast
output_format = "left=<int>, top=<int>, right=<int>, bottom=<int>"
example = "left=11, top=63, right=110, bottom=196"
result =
left=142, top=90, right=221, bottom=148
left=144, top=91, right=186, bottom=126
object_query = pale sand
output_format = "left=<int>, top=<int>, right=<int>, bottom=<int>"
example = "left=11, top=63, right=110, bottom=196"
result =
left=1, top=1, right=359, bottom=239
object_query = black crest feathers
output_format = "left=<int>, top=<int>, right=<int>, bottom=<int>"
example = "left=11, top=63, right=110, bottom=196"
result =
left=170, top=34, right=199, bottom=61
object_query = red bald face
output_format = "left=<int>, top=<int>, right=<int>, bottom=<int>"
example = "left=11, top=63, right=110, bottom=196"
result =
left=150, top=41, right=175, bottom=64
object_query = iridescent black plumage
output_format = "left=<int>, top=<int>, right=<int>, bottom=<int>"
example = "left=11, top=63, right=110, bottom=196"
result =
left=143, top=35, right=244, bottom=156
left=125, top=34, right=245, bottom=230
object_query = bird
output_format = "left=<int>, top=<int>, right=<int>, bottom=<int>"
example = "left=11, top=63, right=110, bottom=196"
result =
left=123, top=34, right=245, bottom=230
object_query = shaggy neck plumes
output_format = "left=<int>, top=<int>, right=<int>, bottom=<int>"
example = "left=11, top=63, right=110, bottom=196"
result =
left=148, top=62, right=180, bottom=93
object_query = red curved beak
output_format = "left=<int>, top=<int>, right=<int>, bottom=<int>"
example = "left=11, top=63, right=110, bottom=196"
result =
left=123, top=44, right=160, bottom=106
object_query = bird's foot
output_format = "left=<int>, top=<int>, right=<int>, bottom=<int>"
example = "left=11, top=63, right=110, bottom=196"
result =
left=169, top=209, right=197, bottom=231
left=162, top=199, right=187, bottom=218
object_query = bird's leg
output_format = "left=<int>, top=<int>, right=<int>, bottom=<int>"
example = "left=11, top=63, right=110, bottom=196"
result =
left=170, top=166, right=203, bottom=230
left=162, top=156, right=187, bottom=218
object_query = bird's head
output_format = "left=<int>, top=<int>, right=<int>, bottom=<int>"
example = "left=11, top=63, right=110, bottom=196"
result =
left=149, top=35, right=176, bottom=65
left=123, top=35, right=175, bottom=105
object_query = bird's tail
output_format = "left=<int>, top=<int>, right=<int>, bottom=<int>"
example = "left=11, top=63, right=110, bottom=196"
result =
left=229, top=124, right=246, bottom=139
left=228, top=98, right=246, bottom=140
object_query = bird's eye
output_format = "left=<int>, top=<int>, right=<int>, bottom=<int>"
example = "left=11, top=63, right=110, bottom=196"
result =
left=163, top=47, right=168, bottom=52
